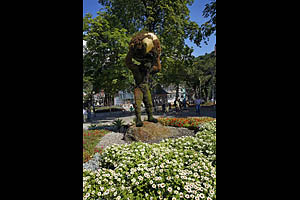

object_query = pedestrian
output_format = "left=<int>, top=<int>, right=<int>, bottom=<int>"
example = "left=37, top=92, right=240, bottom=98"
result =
left=175, top=100, right=180, bottom=112
left=87, top=107, right=91, bottom=121
left=183, top=98, right=186, bottom=109
left=130, top=105, right=134, bottom=112
left=122, top=103, right=128, bottom=112
left=194, top=96, right=201, bottom=114
left=83, top=108, right=87, bottom=122
left=165, top=102, right=169, bottom=113
left=162, top=103, right=166, bottom=113
left=179, top=99, right=183, bottom=110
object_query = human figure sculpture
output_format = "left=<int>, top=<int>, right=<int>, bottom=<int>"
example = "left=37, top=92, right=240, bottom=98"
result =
left=125, top=31, right=162, bottom=127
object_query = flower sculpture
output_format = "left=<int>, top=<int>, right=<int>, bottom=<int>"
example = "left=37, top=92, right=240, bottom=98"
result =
left=125, top=31, right=162, bottom=127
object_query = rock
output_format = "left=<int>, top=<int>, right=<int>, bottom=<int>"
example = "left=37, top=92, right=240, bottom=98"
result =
left=95, top=132, right=129, bottom=150
left=124, top=121, right=195, bottom=143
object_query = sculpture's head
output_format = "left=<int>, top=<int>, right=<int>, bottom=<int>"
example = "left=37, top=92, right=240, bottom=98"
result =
left=129, top=32, right=159, bottom=63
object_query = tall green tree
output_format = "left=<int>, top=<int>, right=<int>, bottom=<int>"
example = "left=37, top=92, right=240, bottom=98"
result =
left=159, top=44, right=194, bottom=101
left=97, top=0, right=201, bottom=54
left=95, top=0, right=201, bottom=103
left=202, top=0, right=216, bottom=42
left=84, top=0, right=216, bottom=105
left=185, top=51, right=216, bottom=101
left=188, top=0, right=216, bottom=46
left=83, top=12, right=134, bottom=106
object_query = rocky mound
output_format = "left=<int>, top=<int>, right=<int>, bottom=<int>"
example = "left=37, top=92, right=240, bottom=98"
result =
left=124, top=121, right=195, bottom=144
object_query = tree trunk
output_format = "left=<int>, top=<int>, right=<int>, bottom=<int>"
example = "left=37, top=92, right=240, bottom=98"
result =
left=104, top=95, right=108, bottom=106
left=175, top=84, right=179, bottom=102
left=192, top=85, right=197, bottom=100
left=199, top=80, right=201, bottom=99
left=109, top=94, right=112, bottom=112
left=92, top=93, right=96, bottom=117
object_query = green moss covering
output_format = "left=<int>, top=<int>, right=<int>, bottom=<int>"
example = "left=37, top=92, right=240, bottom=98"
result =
left=125, top=31, right=162, bottom=127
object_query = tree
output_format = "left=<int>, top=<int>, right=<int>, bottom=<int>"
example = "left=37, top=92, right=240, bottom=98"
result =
left=97, top=0, right=201, bottom=55
left=202, top=0, right=216, bottom=42
left=83, top=12, right=134, bottom=107
left=95, top=0, right=202, bottom=105
left=84, top=0, right=217, bottom=106
left=184, top=51, right=216, bottom=101
left=159, top=44, right=194, bottom=102
left=188, top=0, right=216, bottom=47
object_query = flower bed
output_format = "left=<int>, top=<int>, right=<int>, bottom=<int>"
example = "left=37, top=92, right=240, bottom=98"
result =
left=83, top=129, right=109, bottom=163
left=160, top=120, right=216, bottom=166
left=158, top=117, right=215, bottom=130
left=83, top=120, right=216, bottom=200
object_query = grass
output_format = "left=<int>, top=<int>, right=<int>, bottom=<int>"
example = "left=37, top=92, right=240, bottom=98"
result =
left=83, top=129, right=110, bottom=162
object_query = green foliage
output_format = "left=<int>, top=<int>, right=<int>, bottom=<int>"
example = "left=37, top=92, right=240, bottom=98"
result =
left=88, top=123, right=104, bottom=130
left=83, top=0, right=216, bottom=104
left=98, top=0, right=200, bottom=60
left=202, top=0, right=216, bottom=40
left=184, top=51, right=216, bottom=100
left=159, top=45, right=194, bottom=89
left=112, top=118, right=125, bottom=130
left=83, top=12, right=134, bottom=96
left=188, top=0, right=216, bottom=47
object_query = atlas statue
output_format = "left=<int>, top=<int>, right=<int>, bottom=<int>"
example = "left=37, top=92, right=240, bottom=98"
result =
left=125, top=31, right=162, bottom=127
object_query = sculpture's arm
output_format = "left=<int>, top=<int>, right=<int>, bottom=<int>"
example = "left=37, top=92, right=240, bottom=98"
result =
left=151, top=39, right=162, bottom=73
left=125, top=50, right=138, bottom=71
left=151, top=55, right=161, bottom=73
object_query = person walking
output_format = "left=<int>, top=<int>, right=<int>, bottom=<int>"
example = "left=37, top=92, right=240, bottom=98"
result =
left=195, top=96, right=201, bottom=114
left=183, top=98, right=186, bottom=109
left=130, top=105, right=134, bottom=112
left=162, top=102, right=166, bottom=113
left=87, top=107, right=91, bottom=122
left=165, top=102, right=169, bottom=113
left=175, top=100, right=180, bottom=112
left=83, top=108, right=87, bottom=123
left=179, top=99, right=183, bottom=111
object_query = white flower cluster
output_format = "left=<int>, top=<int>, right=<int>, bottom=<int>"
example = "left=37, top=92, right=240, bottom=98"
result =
left=198, top=120, right=216, bottom=134
left=83, top=120, right=216, bottom=200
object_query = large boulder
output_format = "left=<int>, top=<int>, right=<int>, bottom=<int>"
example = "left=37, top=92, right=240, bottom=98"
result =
left=124, top=121, right=195, bottom=144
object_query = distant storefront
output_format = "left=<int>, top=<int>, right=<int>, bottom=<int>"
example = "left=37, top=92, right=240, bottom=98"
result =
left=152, top=84, right=169, bottom=106
left=114, top=91, right=134, bottom=106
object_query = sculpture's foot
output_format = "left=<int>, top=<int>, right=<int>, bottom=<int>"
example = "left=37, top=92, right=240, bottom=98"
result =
left=136, top=120, right=144, bottom=127
left=148, top=117, right=158, bottom=123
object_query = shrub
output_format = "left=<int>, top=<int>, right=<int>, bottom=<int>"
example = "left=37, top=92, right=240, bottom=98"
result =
left=88, top=123, right=103, bottom=130
left=83, top=121, right=216, bottom=200
left=112, top=118, right=125, bottom=131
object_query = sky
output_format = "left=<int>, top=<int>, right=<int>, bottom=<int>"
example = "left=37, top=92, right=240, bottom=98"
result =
left=83, top=0, right=216, bottom=57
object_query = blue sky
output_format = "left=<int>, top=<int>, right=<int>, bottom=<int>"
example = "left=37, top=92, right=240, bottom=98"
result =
left=83, top=0, right=216, bottom=57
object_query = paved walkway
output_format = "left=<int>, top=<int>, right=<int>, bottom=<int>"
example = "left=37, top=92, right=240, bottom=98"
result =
left=83, top=106, right=216, bottom=129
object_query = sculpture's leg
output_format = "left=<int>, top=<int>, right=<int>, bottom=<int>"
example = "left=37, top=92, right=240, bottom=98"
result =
left=134, top=87, right=144, bottom=127
left=141, top=84, right=158, bottom=123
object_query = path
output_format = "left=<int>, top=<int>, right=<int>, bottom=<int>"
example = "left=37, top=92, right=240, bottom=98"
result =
left=83, top=106, right=216, bottom=129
